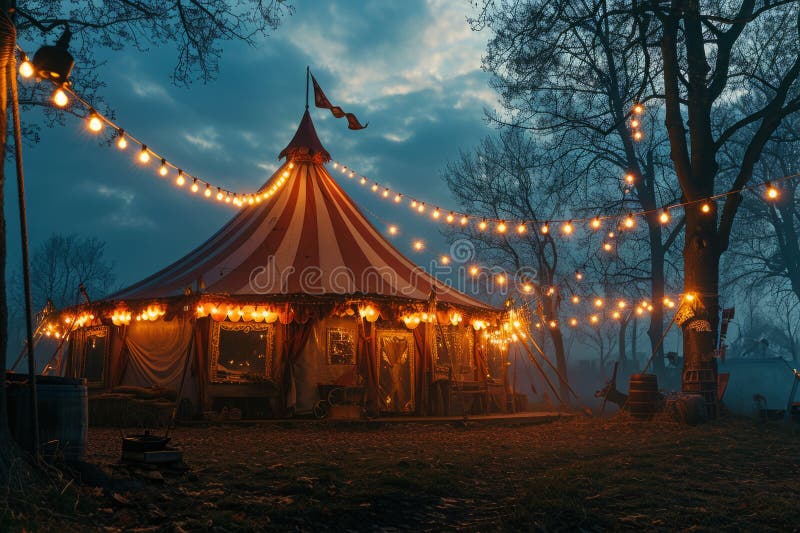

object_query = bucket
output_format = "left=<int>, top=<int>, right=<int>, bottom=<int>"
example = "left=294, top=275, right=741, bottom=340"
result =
left=6, top=373, right=88, bottom=461
left=628, top=373, right=660, bottom=420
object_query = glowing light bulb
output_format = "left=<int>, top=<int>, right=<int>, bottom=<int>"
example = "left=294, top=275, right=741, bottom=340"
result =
left=659, top=210, right=670, bottom=224
left=204, top=185, right=212, bottom=198
left=569, top=318, right=578, bottom=327
left=590, top=314, right=599, bottom=324
left=496, top=274, right=506, bottom=285
left=440, top=255, right=450, bottom=265
left=138, top=146, right=150, bottom=164
left=625, top=173, right=635, bottom=185
left=371, top=183, right=379, bottom=192
left=388, top=225, right=398, bottom=235
left=685, top=293, right=695, bottom=302
left=540, top=223, right=550, bottom=234
left=394, top=194, right=402, bottom=203
left=617, top=300, right=627, bottom=309
left=479, top=220, right=487, bottom=231
left=382, top=189, right=390, bottom=198
left=411, top=200, right=418, bottom=208
left=216, top=189, right=224, bottom=201
left=523, top=284, right=533, bottom=293
left=612, top=311, right=621, bottom=320
left=633, top=131, right=643, bottom=141
left=590, top=218, right=601, bottom=230
left=470, top=266, right=479, bottom=276
left=701, top=202, right=711, bottom=213
left=417, top=203, right=425, bottom=213
left=766, top=183, right=779, bottom=200
left=571, top=295, right=580, bottom=304
left=562, top=221, right=573, bottom=235
left=497, top=221, right=507, bottom=233
left=176, top=171, right=185, bottom=186
left=88, top=115, right=103, bottom=132
left=549, top=320, right=557, bottom=329
left=633, top=103, right=644, bottom=114
left=608, top=231, right=615, bottom=238
left=516, top=224, right=526, bottom=234
left=594, top=298, right=604, bottom=308
left=413, top=240, right=424, bottom=251
left=19, top=60, right=33, bottom=78
left=446, top=213, right=455, bottom=223
left=360, top=176, right=367, bottom=185
left=630, top=118, right=640, bottom=128
left=191, top=179, right=199, bottom=193
left=225, top=194, right=232, bottom=203
left=603, top=242, right=613, bottom=252
left=575, top=271, right=583, bottom=280
left=52, top=88, right=69, bottom=107
left=460, top=216, right=468, bottom=226
left=624, top=215, right=635, bottom=228
left=116, top=132, right=128, bottom=150
left=159, top=160, right=168, bottom=176
left=433, top=209, right=441, bottom=219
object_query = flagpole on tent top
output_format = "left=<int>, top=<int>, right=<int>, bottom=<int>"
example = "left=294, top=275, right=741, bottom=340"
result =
left=305, top=65, right=309, bottom=110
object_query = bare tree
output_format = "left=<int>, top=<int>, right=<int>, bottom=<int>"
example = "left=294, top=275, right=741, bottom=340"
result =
left=473, top=0, right=800, bottom=404
left=471, top=0, right=685, bottom=374
left=443, top=130, right=572, bottom=401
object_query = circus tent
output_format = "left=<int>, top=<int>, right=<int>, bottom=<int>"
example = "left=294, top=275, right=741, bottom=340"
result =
left=55, top=111, right=502, bottom=419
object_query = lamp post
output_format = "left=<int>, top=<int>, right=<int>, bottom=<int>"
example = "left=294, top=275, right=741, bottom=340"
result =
left=8, top=17, right=73, bottom=457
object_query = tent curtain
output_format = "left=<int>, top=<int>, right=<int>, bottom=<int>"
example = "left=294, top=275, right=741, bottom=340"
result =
left=122, top=319, right=193, bottom=391
left=473, top=329, right=488, bottom=382
left=357, top=319, right=379, bottom=416
left=413, top=326, right=428, bottom=414
left=282, top=320, right=315, bottom=411
left=108, top=325, right=129, bottom=388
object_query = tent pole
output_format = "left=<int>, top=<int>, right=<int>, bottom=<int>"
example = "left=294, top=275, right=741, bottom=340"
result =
left=305, top=66, right=310, bottom=110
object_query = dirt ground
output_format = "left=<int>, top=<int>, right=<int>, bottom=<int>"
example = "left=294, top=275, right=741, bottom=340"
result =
left=6, top=414, right=800, bottom=532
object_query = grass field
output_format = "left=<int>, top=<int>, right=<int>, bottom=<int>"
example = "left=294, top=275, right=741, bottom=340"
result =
left=5, top=414, right=800, bottom=531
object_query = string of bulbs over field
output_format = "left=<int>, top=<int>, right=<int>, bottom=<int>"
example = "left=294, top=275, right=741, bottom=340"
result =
left=15, top=52, right=797, bottom=329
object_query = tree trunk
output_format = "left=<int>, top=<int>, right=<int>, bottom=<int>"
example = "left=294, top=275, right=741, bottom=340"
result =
left=547, top=327, right=569, bottom=404
left=618, top=319, right=627, bottom=367
left=682, top=206, right=720, bottom=418
left=647, top=229, right=666, bottom=374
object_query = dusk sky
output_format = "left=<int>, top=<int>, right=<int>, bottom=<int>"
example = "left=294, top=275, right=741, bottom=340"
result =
left=9, top=1, right=497, bottom=293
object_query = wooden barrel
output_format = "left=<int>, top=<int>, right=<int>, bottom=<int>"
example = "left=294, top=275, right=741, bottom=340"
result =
left=628, top=373, right=660, bottom=420
left=6, top=374, right=88, bottom=461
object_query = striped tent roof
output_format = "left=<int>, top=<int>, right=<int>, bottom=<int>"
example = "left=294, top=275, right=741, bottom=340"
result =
left=110, top=112, right=492, bottom=310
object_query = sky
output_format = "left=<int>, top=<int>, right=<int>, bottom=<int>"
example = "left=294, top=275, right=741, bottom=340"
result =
left=7, top=0, right=497, bottom=293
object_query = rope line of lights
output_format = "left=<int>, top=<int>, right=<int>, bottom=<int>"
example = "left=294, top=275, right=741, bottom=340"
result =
left=17, top=49, right=285, bottom=208
left=19, top=48, right=796, bottom=226
left=332, top=158, right=797, bottom=235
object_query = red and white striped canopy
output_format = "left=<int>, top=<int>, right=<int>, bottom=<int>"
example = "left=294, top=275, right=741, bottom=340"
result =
left=111, top=112, right=491, bottom=310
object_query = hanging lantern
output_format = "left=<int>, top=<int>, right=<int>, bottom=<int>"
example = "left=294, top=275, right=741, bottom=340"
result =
left=32, top=27, right=74, bottom=81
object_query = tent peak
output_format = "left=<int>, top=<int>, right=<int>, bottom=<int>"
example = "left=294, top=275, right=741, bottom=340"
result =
left=278, top=110, right=331, bottom=164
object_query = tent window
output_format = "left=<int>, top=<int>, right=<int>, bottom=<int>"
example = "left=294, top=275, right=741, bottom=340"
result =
left=209, top=322, right=274, bottom=383
left=84, top=326, right=108, bottom=386
left=433, top=326, right=474, bottom=380
left=326, top=327, right=356, bottom=365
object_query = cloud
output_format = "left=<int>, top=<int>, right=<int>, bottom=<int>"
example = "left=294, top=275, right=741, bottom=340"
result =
left=183, top=127, right=221, bottom=151
left=129, top=79, right=174, bottom=103
left=383, top=131, right=413, bottom=143
left=89, top=184, right=156, bottom=229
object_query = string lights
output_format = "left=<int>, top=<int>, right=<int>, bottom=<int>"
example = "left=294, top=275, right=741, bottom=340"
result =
left=331, top=158, right=796, bottom=241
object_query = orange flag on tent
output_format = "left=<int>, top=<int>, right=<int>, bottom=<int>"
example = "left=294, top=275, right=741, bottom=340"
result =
left=311, top=73, right=368, bottom=130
